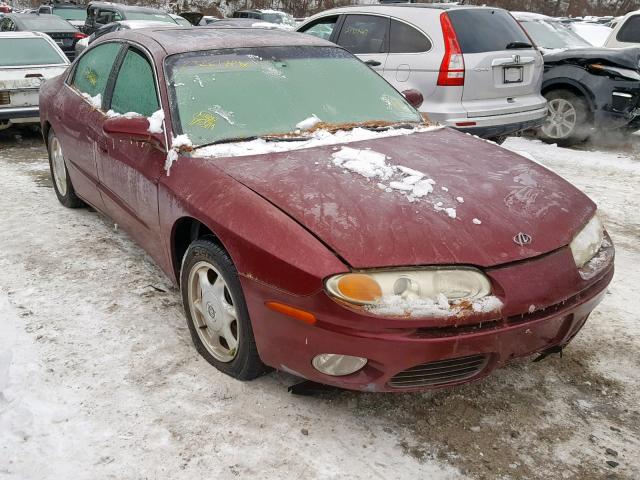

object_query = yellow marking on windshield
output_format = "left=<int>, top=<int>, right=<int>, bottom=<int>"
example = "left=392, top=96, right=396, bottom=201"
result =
left=189, top=111, right=217, bottom=129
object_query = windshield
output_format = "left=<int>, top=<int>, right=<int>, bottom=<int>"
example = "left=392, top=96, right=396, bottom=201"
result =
left=0, top=37, right=66, bottom=66
left=519, top=20, right=591, bottom=49
left=125, top=11, right=177, bottom=23
left=53, top=7, right=86, bottom=21
left=166, top=46, right=421, bottom=147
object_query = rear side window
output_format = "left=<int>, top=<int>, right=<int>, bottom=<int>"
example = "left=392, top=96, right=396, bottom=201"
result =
left=110, top=48, right=159, bottom=117
left=71, top=42, right=121, bottom=101
left=0, top=37, right=67, bottom=66
left=300, top=16, right=338, bottom=41
left=389, top=19, right=430, bottom=53
left=337, top=14, right=389, bottom=54
left=617, top=15, right=640, bottom=42
left=447, top=9, right=530, bottom=53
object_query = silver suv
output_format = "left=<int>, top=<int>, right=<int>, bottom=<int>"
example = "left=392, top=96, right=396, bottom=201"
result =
left=297, top=4, right=547, bottom=140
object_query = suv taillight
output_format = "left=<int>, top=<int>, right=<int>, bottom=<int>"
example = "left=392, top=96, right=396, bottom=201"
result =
left=74, top=32, right=87, bottom=40
left=438, top=12, right=464, bottom=87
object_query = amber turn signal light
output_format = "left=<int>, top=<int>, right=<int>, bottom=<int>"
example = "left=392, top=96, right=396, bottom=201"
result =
left=265, top=301, right=317, bottom=325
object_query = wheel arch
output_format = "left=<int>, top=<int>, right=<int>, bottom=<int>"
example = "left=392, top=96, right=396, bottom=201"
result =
left=171, top=216, right=229, bottom=282
left=42, top=121, right=52, bottom=148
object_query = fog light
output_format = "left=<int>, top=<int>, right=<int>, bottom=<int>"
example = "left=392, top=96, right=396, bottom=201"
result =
left=312, top=354, right=367, bottom=376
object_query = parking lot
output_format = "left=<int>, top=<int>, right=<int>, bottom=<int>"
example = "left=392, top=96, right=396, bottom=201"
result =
left=0, top=126, right=638, bottom=480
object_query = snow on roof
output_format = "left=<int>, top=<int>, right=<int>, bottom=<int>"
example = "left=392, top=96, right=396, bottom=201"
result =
left=511, top=11, right=553, bottom=21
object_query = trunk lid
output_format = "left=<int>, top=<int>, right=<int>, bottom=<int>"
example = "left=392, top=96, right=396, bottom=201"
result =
left=209, top=128, right=595, bottom=269
left=0, top=66, right=67, bottom=108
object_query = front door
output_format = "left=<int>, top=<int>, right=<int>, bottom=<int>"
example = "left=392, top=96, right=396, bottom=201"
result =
left=96, top=45, right=166, bottom=263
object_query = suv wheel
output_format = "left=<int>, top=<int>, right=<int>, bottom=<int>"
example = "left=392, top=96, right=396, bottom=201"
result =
left=539, top=90, right=590, bottom=147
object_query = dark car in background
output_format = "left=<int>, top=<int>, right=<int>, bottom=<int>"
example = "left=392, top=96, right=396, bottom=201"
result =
left=83, top=2, right=178, bottom=35
left=0, top=13, right=86, bottom=60
left=38, top=1, right=86, bottom=30
left=514, top=12, right=640, bottom=145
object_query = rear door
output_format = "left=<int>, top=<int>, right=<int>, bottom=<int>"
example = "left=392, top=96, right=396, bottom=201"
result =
left=334, top=14, right=389, bottom=74
left=383, top=18, right=437, bottom=99
left=447, top=8, right=545, bottom=118
left=61, top=41, right=123, bottom=210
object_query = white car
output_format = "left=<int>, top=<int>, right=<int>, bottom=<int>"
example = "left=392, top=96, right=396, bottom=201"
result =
left=604, top=10, right=640, bottom=47
left=0, top=31, right=69, bottom=130
left=298, top=4, right=546, bottom=141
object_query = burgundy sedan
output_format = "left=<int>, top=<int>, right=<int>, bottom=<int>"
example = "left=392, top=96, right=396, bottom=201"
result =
left=39, top=28, right=614, bottom=392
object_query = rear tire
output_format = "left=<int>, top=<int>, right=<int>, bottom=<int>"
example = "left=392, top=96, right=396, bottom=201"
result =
left=181, top=239, right=267, bottom=381
left=539, top=89, right=591, bottom=147
left=47, top=129, right=84, bottom=208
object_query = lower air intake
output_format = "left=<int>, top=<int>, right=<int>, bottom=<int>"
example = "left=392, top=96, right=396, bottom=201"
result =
left=388, top=354, right=489, bottom=389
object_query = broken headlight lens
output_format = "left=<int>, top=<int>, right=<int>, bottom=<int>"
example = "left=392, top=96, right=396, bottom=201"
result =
left=570, top=214, right=604, bottom=268
left=325, top=268, right=491, bottom=306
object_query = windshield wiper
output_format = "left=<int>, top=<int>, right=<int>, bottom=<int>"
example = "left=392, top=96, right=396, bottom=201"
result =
left=197, top=135, right=258, bottom=149
left=506, top=41, right=533, bottom=49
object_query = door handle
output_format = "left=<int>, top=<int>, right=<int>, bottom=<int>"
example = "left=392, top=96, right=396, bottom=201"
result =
left=365, top=60, right=381, bottom=67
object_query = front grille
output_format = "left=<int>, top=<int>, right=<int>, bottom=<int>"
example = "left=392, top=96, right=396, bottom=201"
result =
left=0, top=91, right=9, bottom=106
left=388, top=354, right=489, bottom=389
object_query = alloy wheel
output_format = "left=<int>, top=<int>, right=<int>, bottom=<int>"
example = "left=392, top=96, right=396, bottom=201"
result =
left=50, top=136, right=68, bottom=196
left=187, top=261, right=239, bottom=362
left=542, top=98, right=577, bottom=139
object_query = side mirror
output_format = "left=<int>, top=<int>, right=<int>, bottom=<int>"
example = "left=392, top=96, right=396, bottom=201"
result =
left=402, top=89, right=424, bottom=110
left=103, top=116, right=165, bottom=149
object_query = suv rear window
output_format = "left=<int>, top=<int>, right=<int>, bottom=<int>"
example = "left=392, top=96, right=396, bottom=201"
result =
left=447, top=9, right=530, bottom=54
left=617, top=15, right=640, bottom=43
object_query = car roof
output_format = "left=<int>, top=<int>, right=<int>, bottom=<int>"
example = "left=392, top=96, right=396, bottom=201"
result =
left=320, top=3, right=499, bottom=12
left=113, top=26, right=334, bottom=56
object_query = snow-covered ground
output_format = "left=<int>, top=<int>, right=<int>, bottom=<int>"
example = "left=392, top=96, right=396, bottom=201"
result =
left=0, top=129, right=639, bottom=479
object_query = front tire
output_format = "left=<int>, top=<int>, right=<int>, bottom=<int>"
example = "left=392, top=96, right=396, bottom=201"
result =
left=539, top=89, right=591, bottom=147
left=181, top=239, right=267, bottom=380
left=47, top=129, right=84, bottom=208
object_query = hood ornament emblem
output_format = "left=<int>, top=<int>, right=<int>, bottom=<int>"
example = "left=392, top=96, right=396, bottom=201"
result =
left=514, top=232, right=532, bottom=246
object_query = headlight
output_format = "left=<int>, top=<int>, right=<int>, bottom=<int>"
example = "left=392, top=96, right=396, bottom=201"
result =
left=325, top=268, right=491, bottom=306
left=570, top=214, right=604, bottom=268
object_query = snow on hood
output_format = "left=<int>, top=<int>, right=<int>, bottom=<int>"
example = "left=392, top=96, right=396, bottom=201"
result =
left=208, top=128, right=596, bottom=269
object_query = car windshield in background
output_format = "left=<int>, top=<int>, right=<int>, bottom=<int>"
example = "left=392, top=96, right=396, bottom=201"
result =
left=53, top=8, right=86, bottom=21
left=447, top=9, right=531, bottom=53
left=125, top=12, right=176, bottom=23
left=520, top=20, right=591, bottom=49
left=166, top=46, right=421, bottom=147
left=19, top=15, right=75, bottom=30
left=0, top=37, right=66, bottom=66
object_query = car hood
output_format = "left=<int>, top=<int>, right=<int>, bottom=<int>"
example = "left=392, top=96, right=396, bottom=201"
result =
left=544, top=46, right=640, bottom=69
left=210, top=128, right=595, bottom=269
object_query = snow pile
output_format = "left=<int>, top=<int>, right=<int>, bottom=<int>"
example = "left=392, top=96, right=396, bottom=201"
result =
left=367, top=295, right=503, bottom=318
left=147, top=109, right=165, bottom=134
left=194, top=125, right=441, bottom=158
left=165, top=134, right=193, bottom=176
left=106, top=110, right=142, bottom=119
left=332, top=147, right=437, bottom=202
left=570, top=22, right=612, bottom=47
left=296, top=115, right=322, bottom=131
left=81, top=92, right=101, bottom=109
